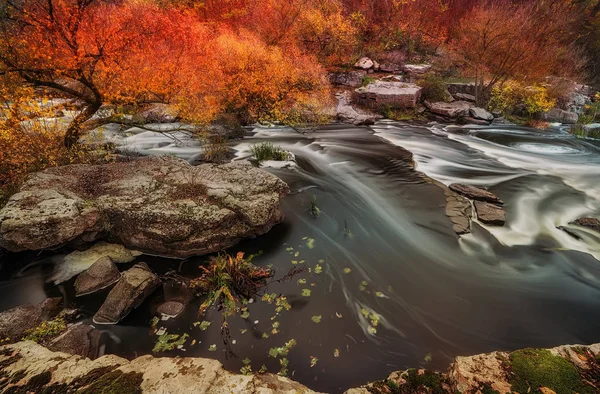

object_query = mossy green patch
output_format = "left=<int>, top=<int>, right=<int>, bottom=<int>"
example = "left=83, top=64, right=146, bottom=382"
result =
left=78, top=370, right=143, bottom=394
left=507, top=348, right=593, bottom=394
left=367, top=369, right=445, bottom=394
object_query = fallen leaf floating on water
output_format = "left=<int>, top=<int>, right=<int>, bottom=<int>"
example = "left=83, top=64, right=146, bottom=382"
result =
left=336, top=312, right=343, bottom=318
left=208, top=344, right=217, bottom=351
left=310, top=356, right=319, bottom=367
left=314, top=264, right=323, bottom=274
left=311, top=315, right=322, bottom=323
left=306, top=238, right=315, bottom=249
left=301, top=289, right=312, bottom=297
left=334, top=348, right=340, bottom=358
left=343, top=267, right=352, bottom=274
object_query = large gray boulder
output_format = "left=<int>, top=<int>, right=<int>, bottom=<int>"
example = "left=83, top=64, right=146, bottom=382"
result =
left=0, top=156, right=289, bottom=258
left=425, top=101, right=471, bottom=118
left=74, top=256, right=121, bottom=296
left=93, top=263, right=161, bottom=325
left=469, top=107, right=494, bottom=121
left=355, top=81, right=422, bottom=109
left=542, top=108, right=579, bottom=124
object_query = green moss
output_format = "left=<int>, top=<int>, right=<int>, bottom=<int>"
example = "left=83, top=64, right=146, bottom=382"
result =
left=478, top=382, right=500, bottom=394
left=367, top=369, right=445, bottom=394
left=78, top=370, right=143, bottom=394
left=507, top=348, right=593, bottom=394
left=22, top=315, right=67, bottom=343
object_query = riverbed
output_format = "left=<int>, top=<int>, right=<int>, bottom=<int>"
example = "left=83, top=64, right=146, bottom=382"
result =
left=2, top=121, right=600, bottom=393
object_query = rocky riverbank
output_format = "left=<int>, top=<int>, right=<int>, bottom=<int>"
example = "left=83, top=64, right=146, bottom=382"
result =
left=0, top=339, right=598, bottom=393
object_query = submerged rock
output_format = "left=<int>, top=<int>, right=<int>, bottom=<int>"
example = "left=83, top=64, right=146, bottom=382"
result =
left=50, top=242, right=139, bottom=285
left=449, top=184, right=504, bottom=205
left=93, top=263, right=161, bottom=325
left=74, top=256, right=121, bottom=296
left=570, top=217, right=600, bottom=233
left=474, top=201, right=506, bottom=226
left=0, top=298, right=62, bottom=342
left=0, top=341, right=321, bottom=394
left=0, top=156, right=289, bottom=258
left=157, top=301, right=186, bottom=319
left=355, top=81, right=422, bottom=109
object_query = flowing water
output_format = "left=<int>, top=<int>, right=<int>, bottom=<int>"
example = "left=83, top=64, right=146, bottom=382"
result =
left=2, top=121, right=600, bottom=393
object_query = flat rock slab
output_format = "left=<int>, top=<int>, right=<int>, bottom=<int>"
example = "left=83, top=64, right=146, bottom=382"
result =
left=0, top=156, right=289, bottom=258
left=425, top=101, right=471, bottom=118
left=449, top=184, right=503, bottom=205
left=570, top=217, right=600, bottom=233
left=47, top=324, right=100, bottom=359
left=94, top=263, right=160, bottom=324
left=355, top=81, right=422, bottom=109
left=474, top=201, right=506, bottom=226
left=469, top=107, right=494, bottom=121
left=0, top=341, right=321, bottom=393
left=74, top=256, right=121, bottom=296
left=336, top=91, right=383, bottom=125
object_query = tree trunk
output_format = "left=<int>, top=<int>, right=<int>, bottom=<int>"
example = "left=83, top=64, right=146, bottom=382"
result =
left=64, top=100, right=102, bottom=149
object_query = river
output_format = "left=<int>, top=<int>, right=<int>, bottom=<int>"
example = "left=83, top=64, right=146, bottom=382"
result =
left=1, top=121, right=600, bottom=393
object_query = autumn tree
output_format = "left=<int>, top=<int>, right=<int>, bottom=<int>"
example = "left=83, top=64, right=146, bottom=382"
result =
left=450, top=0, right=583, bottom=105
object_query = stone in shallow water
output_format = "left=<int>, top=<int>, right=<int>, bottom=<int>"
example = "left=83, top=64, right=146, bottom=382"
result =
left=355, top=81, right=422, bottom=109
left=157, top=301, right=186, bottom=319
left=93, top=263, right=161, bottom=325
left=74, top=256, right=121, bottom=297
left=449, top=184, right=504, bottom=205
left=569, top=217, right=600, bottom=233
left=474, top=201, right=506, bottom=226
left=425, top=101, right=471, bottom=118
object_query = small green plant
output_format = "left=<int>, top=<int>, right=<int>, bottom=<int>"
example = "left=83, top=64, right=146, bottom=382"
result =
left=250, top=142, right=288, bottom=162
left=22, top=313, right=67, bottom=343
left=153, top=333, right=189, bottom=353
left=362, top=76, right=376, bottom=87
left=570, top=93, right=600, bottom=139
left=418, top=74, right=450, bottom=102
left=192, top=252, right=273, bottom=321
left=309, top=195, right=321, bottom=217
left=379, top=105, right=422, bottom=121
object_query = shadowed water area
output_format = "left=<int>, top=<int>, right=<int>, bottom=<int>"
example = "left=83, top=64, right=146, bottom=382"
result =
left=2, top=122, right=600, bottom=393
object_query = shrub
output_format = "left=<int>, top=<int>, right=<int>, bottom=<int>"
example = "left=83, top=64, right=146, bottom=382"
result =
left=418, top=74, right=450, bottom=102
left=489, top=81, right=555, bottom=117
left=250, top=142, right=289, bottom=162
left=0, top=121, right=113, bottom=207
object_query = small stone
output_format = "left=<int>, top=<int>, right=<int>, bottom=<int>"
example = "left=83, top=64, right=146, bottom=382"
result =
left=354, top=57, right=374, bottom=70
left=474, top=201, right=506, bottom=226
left=157, top=301, right=185, bottom=319
left=74, top=257, right=121, bottom=297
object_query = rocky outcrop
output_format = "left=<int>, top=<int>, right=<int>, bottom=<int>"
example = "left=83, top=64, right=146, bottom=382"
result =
left=93, top=263, right=161, bottom=324
left=443, top=184, right=506, bottom=234
left=335, top=91, right=383, bottom=125
left=570, top=217, right=600, bottom=233
left=74, top=256, right=121, bottom=296
left=46, top=324, right=101, bottom=359
left=329, top=70, right=367, bottom=88
left=0, top=341, right=320, bottom=394
left=345, top=343, right=600, bottom=394
left=424, top=101, right=471, bottom=118
left=379, top=63, right=402, bottom=73
left=454, top=93, right=476, bottom=102
left=402, top=64, right=432, bottom=76
left=0, top=298, right=62, bottom=342
left=355, top=81, right=422, bottom=109
left=0, top=156, right=289, bottom=258
left=446, top=82, right=476, bottom=96
left=542, top=108, right=579, bottom=124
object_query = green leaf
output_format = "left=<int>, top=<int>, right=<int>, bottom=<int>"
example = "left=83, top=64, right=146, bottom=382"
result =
left=343, top=267, right=352, bottom=274
left=208, top=344, right=217, bottom=351
left=334, top=348, right=340, bottom=358
left=306, top=238, right=315, bottom=249
left=301, top=289, right=312, bottom=297
left=310, top=356, right=318, bottom=367
left=314, top=264, right=323, bottom=274
left=198, top=321, right=211, bottom=331
left=297, top=278, right=307, bottom=285
left=311, top=315, right=322, bottom=323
